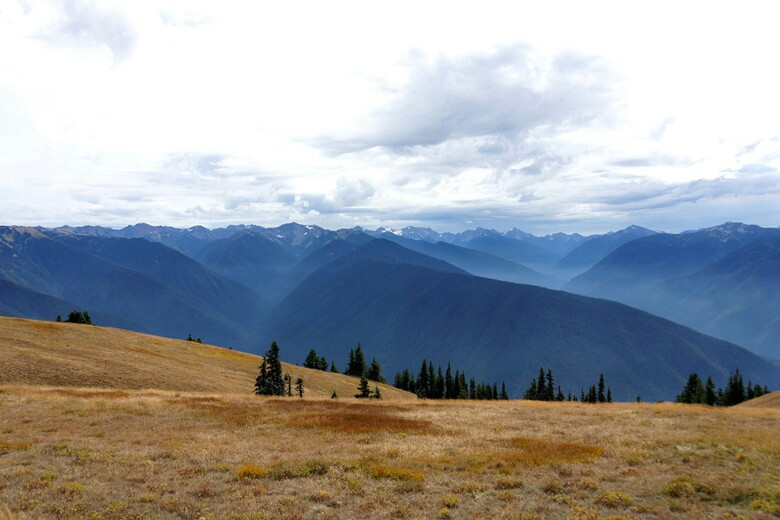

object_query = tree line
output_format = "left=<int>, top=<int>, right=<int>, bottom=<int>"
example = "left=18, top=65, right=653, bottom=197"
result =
left=676, top=369, right=771, bottom=406
left=524, top=367, right=612, bottom=403
left=55, top=310, right=93, bottom=325
left=303, top=343, right=385, bottom=383
left=393, top=360, right=508, bottom=400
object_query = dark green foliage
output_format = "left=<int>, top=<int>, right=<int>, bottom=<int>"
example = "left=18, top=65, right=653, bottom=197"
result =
left=394, top=359, right=506, bottom=400
left=318, top=356, right=328, bottom=371
left=500, top=382, right=508, bottom=400
left=295, top=377, right=304, bottom=398
left=303, top=349, right=320, bottom=369
left=355, top=376, right=371, bottom=398
left=186, top=333, right=202, bottom=343
left=705, top=376, right=717, bottom=406
left=367, top=358, right=386, bottom=383
left=346, top=343, right=367, bottom=377
left=331, top=390, right=338, bottom=399
left=597, top=374, right=606, bottom=403
left=55, top=315, right=61, bottom=322
left=284, top=373, right=292, bottom=396
left=66, top=310, right=92, bottom=325
left=330, top=360, right=339, bottom=373
left=255, top=341, right=285, bottom=396
left=676, top=373, right=706, bottom=404
left=373, top=386, right=382, bottom=399
left=675, top=369, right=770, bottom=406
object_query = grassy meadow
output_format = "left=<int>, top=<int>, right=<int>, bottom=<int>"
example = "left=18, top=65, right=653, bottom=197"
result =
left=1, top=317, right=779, bottom=518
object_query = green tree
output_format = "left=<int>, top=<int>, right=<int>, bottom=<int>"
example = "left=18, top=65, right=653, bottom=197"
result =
left=256, top=341, right=284, bottom=396
left=373, top=386, right=382, bottom=399
left=500, top=382, right=508, bottom=400
left=284, top=373, right=292, bottom=396
left=367, top=358, right=386, bottom=383
left=597, top=374, right=606, bottom=403
left=303, top=349, right=320, bottom=369
left=445, top=364, right=454, bottom=399
left=330, top=360, right=339, bottom=373
left=705, top=376, right=717, bottom=406
left=355, top=376, right=371, bottom=398
left=295, top=377, right=304, bottom=398
left=347, top=343, right=367, bottom=376
left=254, top=356, right=268, bottom=395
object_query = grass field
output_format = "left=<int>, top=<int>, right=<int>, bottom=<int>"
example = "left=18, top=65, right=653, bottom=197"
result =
left=1, top=317, right=779, bottom=518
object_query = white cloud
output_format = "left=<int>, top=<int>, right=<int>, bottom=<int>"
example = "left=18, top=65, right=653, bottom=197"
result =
left=0, top=0, right=779, bottom=233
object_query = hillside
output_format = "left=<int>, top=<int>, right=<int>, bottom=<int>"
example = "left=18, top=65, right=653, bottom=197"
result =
left=555, top=225, right=657, bottom=273
left=737, top=390, right=780, bottom=409
left=262, top=246, right=780, bottom=401
left=0, top=316, right=413, bottom=400
left=566, top=224, right=780, bottom=357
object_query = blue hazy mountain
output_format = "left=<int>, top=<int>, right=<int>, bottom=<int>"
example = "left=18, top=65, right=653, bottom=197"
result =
left=260, top=239, right=780, bottom=401
left=555, top=225, right=658, bottom=274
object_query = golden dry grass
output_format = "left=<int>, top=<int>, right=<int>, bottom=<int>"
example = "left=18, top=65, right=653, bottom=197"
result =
left=1, top=387, right=779, bottom=519
left=738, top=390, right=780, bottom=409
left=1, top=317, right=780, bottom=518
left=0, top=316, right=413, bottom=400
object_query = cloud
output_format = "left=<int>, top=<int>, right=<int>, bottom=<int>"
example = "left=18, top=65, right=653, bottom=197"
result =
left=37, top=0, right=137, bottom=62
left=317, top=45, right=614, bottom=154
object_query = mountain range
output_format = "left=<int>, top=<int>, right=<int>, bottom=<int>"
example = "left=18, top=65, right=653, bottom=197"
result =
left=1, top=220, right=779, bottom=400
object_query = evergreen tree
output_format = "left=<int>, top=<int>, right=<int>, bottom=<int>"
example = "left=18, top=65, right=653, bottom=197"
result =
left=458, top=373, right=468, bottom=399
left=581, top=388, right=585, bottom=402
left=83, top=311, right=92, bottom=325
left=435, top=366, right=445, bottom=399
left=318, top=356, right=328, bottom=371
left=284, top=373, right=292, bottom=396
left=56, top=315, right=62, bottom=322
left=355, top=376, right=371, bottom=398
left=373, top=386, right=382, bottom=399
left=500, top=382, right=508, bottom=400
left=536, top=367, right=546, bottom=400
left=367, top=358, right=386, bottom=383
left=347, top=349, right=355, bottom=375
left=303, top=349, right=320, bottom=369
left=330, top=361, right=339, bottom=373
left=607, top=387, right=612, bottom=403
left=597, top=374, right=606, bottom=403
left=445, top=364, right=453, bottom=399
left=428, top=362, right=435, bottom=398
left=705, top=376, right=717, bottom=406
left=546, top=369, right=555, bottom=401
left=524, top=378, right=538, bottom=400
left=353, top=343, right=366, bottom=376
left=469, top=378, right=476, bottom=400
left=417, top=359, right=430, bottom=398
left=331, top=390, right=338, bottom=399
left=254, top=356, right=268, bottom=395
left=295, top=377, right=304, bottom=398
left=556, top=386, right=565, bottom=401
left=492, top=383, right=499, bottom=400
left=724, top=369, right=746, bottom=406
left=257, top=341, right=285, bottom=396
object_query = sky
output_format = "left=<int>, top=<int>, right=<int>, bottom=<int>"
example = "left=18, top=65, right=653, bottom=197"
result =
left=1, top=0, right=779, bottom=234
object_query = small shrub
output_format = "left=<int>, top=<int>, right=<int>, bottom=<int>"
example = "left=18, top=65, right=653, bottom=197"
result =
left=395, top=481, right=425, bottom=493
left=0, top=441, right=31, bottom=454
left=440, top=495, right=459, bottom=508
left=594, top=490, right=634, bottom=508
left=310, top=490, right=332, bottom=502
left=346, top=477, right=364, bottom=494
left=749, top=498, right=780, bottom=515
left=59, top=481, right=85, bottom=496
left=576, top=477, right=598, bottom=490
left=542, top=479, right=564, bottom=494
left=438, top=508, right=452, bottom=519
left=266, top=460, right=329, bottom=480
left=552, top=493, right=573, bottom=505
left=663, top=476, right=696, bottom=498
left=495, top=478, right=523, bottom=490
left=237, top=464, right=265, bottom=480
left=496, top=490, right=516, bottom=501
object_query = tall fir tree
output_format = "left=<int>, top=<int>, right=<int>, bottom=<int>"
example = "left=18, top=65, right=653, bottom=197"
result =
left=355, top=376, right=371, bottom=398
left=295, top=377, right=304, bottom=398
left=597, top=374, right=606, bottom=403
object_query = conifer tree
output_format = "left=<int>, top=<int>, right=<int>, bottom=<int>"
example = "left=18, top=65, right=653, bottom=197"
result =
left=330, top=361, right=339, bottom=373
left=295, top=377, right=304, bottom=398
left=257, top=341, right=285, bottom=396
left=597, top=374, right=606, bottom=403
left=304, top=349, right=320, bottom=369
left=469, top=378, right=476, bottom=400
left=373, top=386, right=382, bottom=399
left=705, top=376, right=717, bottom=406
left=56, top=315, right=62, bottom=322
left=607, top=388, right=612, bottom=403
left=525, top=378, right=538, bottom=400
left=435, top=366, right=445, bottom=399
left=417, top=359, right=429, bottom=398
left=428, top=362, right=435, bottom=398
left=445, top=364, right=454, bottom=399
left=536, top=367, right=546, bottom=400
left=254, top=356, right=268, bottom=395
left=500, top=382, right=508, bottom=400
left=331, top=390, right=338, bottom=399
left=284, top=373, right=292, bottom=396
left=556, top=386, right=565, bottom=401
left=367, top=358, right=385, bottom=383
left=355, top=376, right=371, bottom=398
left=458, top=373, right=468, bottom=399
left=546, top=369, right=555, bottom=401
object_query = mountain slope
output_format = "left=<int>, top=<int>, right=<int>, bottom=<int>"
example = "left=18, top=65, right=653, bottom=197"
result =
left=0, top=227, right=260, bottom=346
left=374, top=234, right=555, bottom=286
left=555, top=225, right=657, bottom=273
left=462, top=232, right=562, bottom=268
left=0, top=316, right=413, bottom=399
left=262, top=257, right=780, bottom=401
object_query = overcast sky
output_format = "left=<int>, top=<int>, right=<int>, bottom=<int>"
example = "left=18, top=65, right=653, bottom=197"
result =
left=1, top=0, right=779, bottom=234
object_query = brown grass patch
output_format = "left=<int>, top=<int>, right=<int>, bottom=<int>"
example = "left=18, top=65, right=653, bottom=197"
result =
left=286, top=403, right=434, bottom=434
left=507, top=436, right=603, bottom=466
